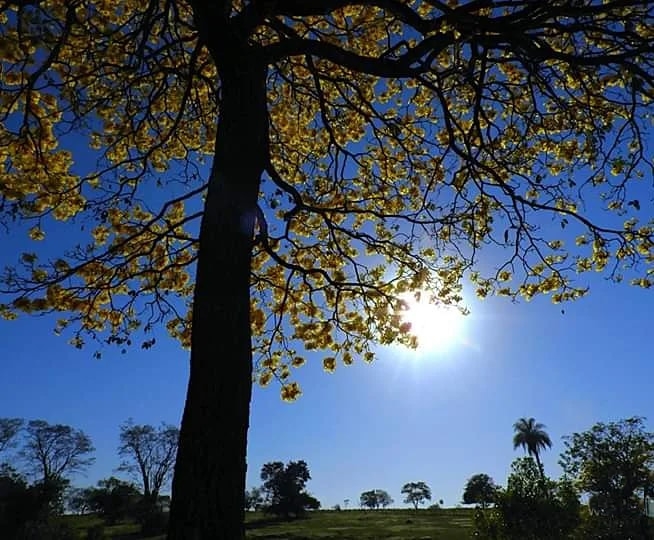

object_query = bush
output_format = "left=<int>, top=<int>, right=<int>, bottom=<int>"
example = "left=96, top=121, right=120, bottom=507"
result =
left=140, top=510, right=169, bottom=537
left=473, top=507, right=503, bottom=539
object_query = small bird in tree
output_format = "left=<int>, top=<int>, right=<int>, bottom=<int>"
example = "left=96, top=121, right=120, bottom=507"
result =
left=513, top=417, right=552, bottom=481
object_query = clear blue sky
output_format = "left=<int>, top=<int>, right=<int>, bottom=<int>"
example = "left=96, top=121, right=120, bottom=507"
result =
left=1, top=261, right=651, bottom=508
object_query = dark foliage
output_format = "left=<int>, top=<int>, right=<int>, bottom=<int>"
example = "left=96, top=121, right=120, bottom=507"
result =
left=86, top=477, right=142, bottom=525
left=0, top=468, right=74, bottom=540
left=244, top=486, right=264, bottom=511
left=360, top=489, right=394, bottom=510
left=474, top=458, right=580, bottom=540
left=260, top=460, right=320, bottom=518
left=560, top=417, right=654, bottom=539
left=463, top=474, right=498, bottom=509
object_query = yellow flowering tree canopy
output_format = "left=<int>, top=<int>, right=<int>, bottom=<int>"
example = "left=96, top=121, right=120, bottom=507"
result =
left=1, top=0, right=653, bottom=400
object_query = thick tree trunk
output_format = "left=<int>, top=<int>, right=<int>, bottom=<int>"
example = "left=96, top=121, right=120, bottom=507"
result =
left=167, top=52, right=268, bottom=539
left=141, top=463, right=150, bottom=499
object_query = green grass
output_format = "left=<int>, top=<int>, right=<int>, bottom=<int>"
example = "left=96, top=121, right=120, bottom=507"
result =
left=59, top=514, right=163, bottom=539
left=245, top=509, right=475, bottom=539
left=59, top=508, right=474, bottom=539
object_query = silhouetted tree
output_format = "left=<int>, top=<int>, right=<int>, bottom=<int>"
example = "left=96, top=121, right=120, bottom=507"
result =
left=463, top=473, right=498, bottom=509
left=380, top=491, right=394, bottom=509
left=513, top=418, right=552, bottom=481
left=260, top=460, right=319, bottom=518
left=360, top=489, right=393, bottom=509
left=66, top=487, right=94, bottom=515
left=86, top=477, right=142, bottom=525
left=19, top=420, right=94, bottom=484
left=2, top=2, right=654, bottom=538
left=117, top=420, right=179, bottom=502
left=0, top=418, right=23, bottom=455
left=32, top=476, right=70, bottom=517
left=360, top=490, right=375, bottom=509
left=475, top=458, right=580, bottom=540
left=401, top=481, right=431, bottom=510
left=560, top=417, right=654, bottom=539
left=244, top=486, right=264, bottom=511
left=0, top=466, right=32, bottom=537
left=0, top=465, right=73, bottom=538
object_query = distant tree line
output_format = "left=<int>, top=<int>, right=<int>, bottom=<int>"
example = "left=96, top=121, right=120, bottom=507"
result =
left=5, top=413, right=654, bottom=539
left=356, top=482, right=442, bottom=511
left=0, top=417, right=178, bottom=539
left=470, top=416, right=654, bottom=539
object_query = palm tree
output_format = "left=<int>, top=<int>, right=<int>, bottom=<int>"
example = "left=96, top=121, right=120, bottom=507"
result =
left=512, top=417, right=552, bottom=481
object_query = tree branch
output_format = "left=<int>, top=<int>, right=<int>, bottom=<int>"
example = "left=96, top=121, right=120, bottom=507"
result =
left=265, top=33, right=454, bottom=76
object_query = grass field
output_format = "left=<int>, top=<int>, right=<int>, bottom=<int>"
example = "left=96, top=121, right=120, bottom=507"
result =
left=246, top=509, right=475, bottom=539
left=61, top=509, right=475, bottom=539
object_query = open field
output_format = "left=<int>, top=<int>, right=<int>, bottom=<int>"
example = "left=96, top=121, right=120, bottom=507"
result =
left=59, top=509, right=475, bottom=539
left=246, top=509, right=475, bottom=539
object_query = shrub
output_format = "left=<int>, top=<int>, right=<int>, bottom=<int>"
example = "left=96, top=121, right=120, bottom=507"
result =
left=140, top=510, right=169, bottom=537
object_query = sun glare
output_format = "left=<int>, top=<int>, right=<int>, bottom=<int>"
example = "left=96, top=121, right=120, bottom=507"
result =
left=399, top=291, right=465, bottom=353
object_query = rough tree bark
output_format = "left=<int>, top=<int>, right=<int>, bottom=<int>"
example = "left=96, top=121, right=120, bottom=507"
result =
left=167, top=39, right=269, bottom=538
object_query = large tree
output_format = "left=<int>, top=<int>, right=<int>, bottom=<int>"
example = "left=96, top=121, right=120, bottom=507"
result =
left=1, top=1, right=653, bottom=538
left=259, top=460, right=320, bottom=518
left=360, top=489, right=394, bottom=509
left=401, top=481, right=431, bottom=510
left=559, top=417, right=654, bottom=538
left=513, top=417, right=552, bottom=481
left=462, top=473, right=497, bottom=509
left=117, top=419, right=179, bottom=501
left=19, top=420, right=95, bottom=484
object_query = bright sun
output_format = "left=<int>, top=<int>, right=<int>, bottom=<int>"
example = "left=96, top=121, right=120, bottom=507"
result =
left=399, top=291, right=466, bottom=352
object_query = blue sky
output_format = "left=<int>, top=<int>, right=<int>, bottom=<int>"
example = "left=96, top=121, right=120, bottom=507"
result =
left=1, top=263, right=651, bottom=508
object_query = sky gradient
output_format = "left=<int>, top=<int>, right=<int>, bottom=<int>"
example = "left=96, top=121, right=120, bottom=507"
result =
left=1, top=265, right=651, bottom=509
